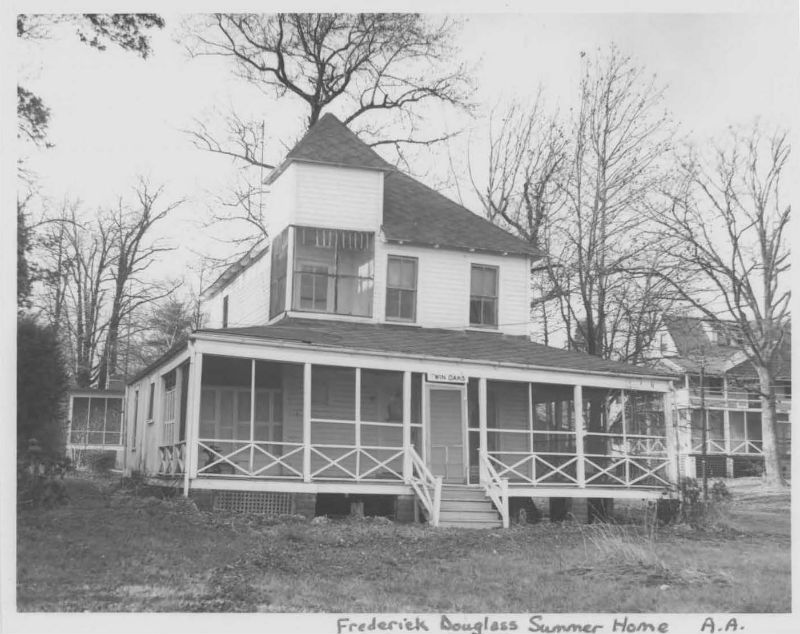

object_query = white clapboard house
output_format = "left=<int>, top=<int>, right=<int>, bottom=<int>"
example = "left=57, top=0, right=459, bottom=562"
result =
left=646, top=315, right=791, bottom=480
left=124, top=114, right=678, bottom=527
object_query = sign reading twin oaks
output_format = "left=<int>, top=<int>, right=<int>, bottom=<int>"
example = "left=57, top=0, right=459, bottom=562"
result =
left=426, top=370, right=467, bottom=384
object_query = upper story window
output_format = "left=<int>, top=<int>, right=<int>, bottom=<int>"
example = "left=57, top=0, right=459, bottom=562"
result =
left=269, top=228, right=289, bottom=319
left=469, top=264, right=498, bottom=328
left=147, top=382, right=155, bottom=421
left=386, top=256, right=417, bottom=322
left=292, top=227, right=374, bottom=317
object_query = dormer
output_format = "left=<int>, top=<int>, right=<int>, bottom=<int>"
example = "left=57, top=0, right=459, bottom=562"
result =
left=264, top=114, right=394, bottom=238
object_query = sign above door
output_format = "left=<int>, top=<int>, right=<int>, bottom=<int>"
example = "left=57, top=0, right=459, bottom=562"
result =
left=426, top=370, right=467, bottom=384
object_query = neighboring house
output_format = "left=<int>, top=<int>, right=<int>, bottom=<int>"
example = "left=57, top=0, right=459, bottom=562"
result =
left=66, top=387, right=125, bottom=469
left=646, top=315, right=791, bottom=479
left=123, top=114, right=677, bottom=528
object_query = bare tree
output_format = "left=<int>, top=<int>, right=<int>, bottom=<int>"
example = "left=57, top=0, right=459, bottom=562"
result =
left=96, top=180, right=183, bottom=388
left=57, top=208, right=114, bottom=387
left=469, top=96, right=569, bottom=345
left=473, top=46, right=679, bottom=360
left=185, top=13, right=471, bottom=165
left=650, top=125, right=791, bottom=487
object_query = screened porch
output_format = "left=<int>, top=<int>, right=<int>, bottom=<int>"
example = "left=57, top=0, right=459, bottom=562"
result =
left=155, top=353, right=674, bottom=494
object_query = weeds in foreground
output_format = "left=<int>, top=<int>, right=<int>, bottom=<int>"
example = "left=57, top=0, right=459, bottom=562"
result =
left=579, top=520, right=665, bottom=569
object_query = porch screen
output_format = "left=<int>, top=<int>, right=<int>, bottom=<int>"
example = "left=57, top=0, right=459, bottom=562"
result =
left=309, top=366, right=410, bottom=481
left=69, top=396, right=123, bottom=446
left=293, top=227, right=374, bottom=317
left=198, top=356, right=294, bottom=478
left=269, top=227, right=289, bottom=319
left=691, top=409, right=724, bottom=453
left=583, top=388, right=624, bottom=456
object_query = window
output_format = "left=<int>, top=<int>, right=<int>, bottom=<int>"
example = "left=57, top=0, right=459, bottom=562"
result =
left=386, top=256, right=417, bottom=321
left=131, top=389, right=139, bottom=450
left=298, top=264, right=330, bottom=311
left=68, top=396, right=124, bottom=446
left=222, top=295, right=229, bottom=328
left=469, top=264, right=498, bottom=327
left=147, top=382, right=155, bottom=421
left=292, top=227, right=374, bottom=316
left=269, top=228, right=289, bottom=318
left=163, top=370, right=177, bottom=422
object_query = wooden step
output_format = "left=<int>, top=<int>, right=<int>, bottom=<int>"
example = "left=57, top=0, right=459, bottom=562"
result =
left=440, top=487, right=489, bottom=501
left=438, top=518, right=503, bottom=529
left=439, top=509, right=501, bottom=522
left=439, top=499, right=495, bottom=512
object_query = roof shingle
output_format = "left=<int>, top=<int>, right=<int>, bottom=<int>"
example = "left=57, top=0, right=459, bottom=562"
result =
left=382, top=171, right=543, bottom=257
left=267, top=113, right=542, bottom=258
left=198, top=318, right=674, bottom=380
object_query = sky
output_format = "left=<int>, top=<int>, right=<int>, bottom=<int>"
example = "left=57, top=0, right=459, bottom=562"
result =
left=12, top=1, right=800, bottom=288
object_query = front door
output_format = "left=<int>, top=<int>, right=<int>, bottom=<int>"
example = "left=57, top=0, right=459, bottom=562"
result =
left=428, top=386, right=466, bottom=483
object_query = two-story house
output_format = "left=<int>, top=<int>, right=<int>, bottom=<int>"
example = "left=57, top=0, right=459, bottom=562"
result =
left=647, top=315, right=791, bottom=480
left=123, top=114, right=678, bottom=527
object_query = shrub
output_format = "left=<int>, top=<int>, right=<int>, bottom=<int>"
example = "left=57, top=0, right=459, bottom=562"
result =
left=83, top=450, right=117, bottom=473
left=17, top=438, right=69, bottom=509
left=17, top=316, right=70, bottom=458
left=711, top=479, right=732, bottom=503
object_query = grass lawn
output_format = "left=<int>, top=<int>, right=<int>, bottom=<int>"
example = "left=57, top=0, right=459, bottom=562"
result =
left=16, top=475, right=790, bottom=613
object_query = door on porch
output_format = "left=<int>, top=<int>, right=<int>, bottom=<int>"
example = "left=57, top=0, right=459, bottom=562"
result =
left=428, top=385, right=467, bottom=483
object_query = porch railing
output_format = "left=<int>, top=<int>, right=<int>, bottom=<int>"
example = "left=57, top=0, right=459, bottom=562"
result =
left=691, top=439, right=728, bottom=454
left=408, top=446, right=441, bottom=526
left=309, top=444, right=405, bottom=481
left=158, top=441, right=186, bottom=476
left=187, top=438, right=674, bottom=491
left=480, top=451, right=509, bottom=528
left=197, top=440, right=304, bottom=478
left=676, top=387, right=791, bottom=412
left=730, top=440, right=763, bottom=455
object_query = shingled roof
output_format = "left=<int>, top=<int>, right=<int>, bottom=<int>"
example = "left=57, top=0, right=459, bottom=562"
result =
left=196, top=318, right=674, bottom=380
left=382, top=171, right=542, bottom=257
left=266, top=113, right=543, bottom=258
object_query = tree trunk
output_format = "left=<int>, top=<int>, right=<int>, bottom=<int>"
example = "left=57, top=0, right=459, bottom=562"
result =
left=755, top=364, right=786, bottom=488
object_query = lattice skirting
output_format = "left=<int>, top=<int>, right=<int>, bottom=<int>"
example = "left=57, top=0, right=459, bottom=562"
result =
left=213, top=490, right=295, bottom=515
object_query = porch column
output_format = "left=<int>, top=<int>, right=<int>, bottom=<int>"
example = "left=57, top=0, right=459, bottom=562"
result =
left=185, top=347, right=203, bottom=487
left=664, top=389, right=679, bottom=485
left=402, top=370, right=411, bottom=483
left=478, top=377, right=488, bottom=485
left=574, top=385, right=585, bottom=487
left=303, top=362, right=312, bottom=482
left=722, top=375, right=732, bottom=456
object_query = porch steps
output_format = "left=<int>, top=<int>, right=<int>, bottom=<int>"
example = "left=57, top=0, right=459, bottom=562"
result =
left=437, top=484, right=502, bottom=529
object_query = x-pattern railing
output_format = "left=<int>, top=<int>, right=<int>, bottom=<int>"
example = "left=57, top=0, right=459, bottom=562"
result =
left=487, top=452, right=580, bottom=485
left=197, top=440, right=304, bottom=478
left=625, top=456, right=671, bottom=487
left=692, top=439, right=727, bottom=454
left=310, top=445, right=405, bottom=481
left=627, top=437, right=667, bottom=454
left=730, top=440, right=763, bottom=455
left=251, top=443, right=305, bottom=478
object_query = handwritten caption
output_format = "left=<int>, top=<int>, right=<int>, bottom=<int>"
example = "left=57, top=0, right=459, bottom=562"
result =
left=333, top=615, right=746, bottom=634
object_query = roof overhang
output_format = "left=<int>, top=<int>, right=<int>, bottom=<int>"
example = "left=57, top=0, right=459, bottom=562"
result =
left=190, top=330, right=675, bottom=386
left=265, top=157, right=393, bottom=186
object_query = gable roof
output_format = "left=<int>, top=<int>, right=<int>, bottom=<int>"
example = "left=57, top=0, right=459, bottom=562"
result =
left=661, top=314, right=791, bottom=378
left=266, top=113, right=543, bottom=258
left=196, top=318, right=674, bottom=380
